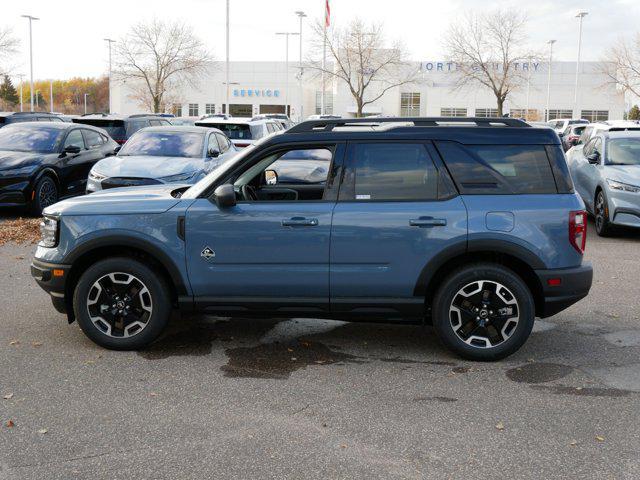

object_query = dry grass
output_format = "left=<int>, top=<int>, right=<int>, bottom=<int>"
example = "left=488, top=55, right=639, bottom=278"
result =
left=0, top=218, right=42, bottom=246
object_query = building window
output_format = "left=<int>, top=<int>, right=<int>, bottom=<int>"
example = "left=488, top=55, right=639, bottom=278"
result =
left=400, top=93, right=421, bottom=117
left=205, top=103, right=216, bottom=115
left=510, top=109, right=540, bottom=121
left=315, top=91, right=334, bottom=115
left=172, top=104, right=182, bottom=117
left=545, top=109, right=572, bottom=120
left=441, top=108, right=467, bottom=117
left=475, top=108, right=499, bottom=118
left=188, top=103, right=199, bottom=117
left=229, top=104, right=253, bottom=117
left=581, top=110, right=608, bottom=122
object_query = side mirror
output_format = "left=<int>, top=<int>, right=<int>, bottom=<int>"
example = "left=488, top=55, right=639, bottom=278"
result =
left=265, top=169, right=278, bottom=185
left=213, top=184, right=236, bottom=208
left=64, top=145, right=81, bottom=155
left=208, top=147, right=220, bottom=158
left=587, top=152, right=600, bottom=164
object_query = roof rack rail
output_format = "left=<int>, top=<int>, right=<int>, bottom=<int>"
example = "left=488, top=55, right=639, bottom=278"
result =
left=287, top=116, right=530, bottom=134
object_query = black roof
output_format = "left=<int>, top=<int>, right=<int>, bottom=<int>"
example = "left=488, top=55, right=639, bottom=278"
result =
left=0, top=111, right=62, bottom=118
left=271, top=117, right=560, bottom=145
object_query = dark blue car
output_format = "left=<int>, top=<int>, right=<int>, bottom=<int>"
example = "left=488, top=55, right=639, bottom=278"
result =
left=31, top=117, right=593, bottom=361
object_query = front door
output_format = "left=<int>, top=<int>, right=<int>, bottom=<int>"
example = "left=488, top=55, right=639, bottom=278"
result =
left=184, top=143, right=343, bottom=312
left=329, top=141, right=468, bottom=316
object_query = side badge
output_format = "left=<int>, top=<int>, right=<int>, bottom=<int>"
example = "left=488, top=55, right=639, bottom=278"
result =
left=201, top=246, right=216, bottom=261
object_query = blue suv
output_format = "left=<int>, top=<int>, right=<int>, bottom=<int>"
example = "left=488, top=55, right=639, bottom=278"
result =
left=31, top=117, right=593, bottom=360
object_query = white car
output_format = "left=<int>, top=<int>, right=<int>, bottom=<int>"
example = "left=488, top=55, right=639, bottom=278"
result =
left=546, top=118, right=589, bottom=135
left=576, top=120, right=640, bottom=146
left=194, top=117, right=282, bottom=148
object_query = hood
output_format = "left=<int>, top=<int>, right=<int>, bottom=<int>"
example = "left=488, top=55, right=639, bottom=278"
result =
left=93, top=155, right=205, bottom=178
left=603, top=165, right=640, bottom=186
left=0, top=150, right=44, bottom=171
left=43, top=184, right=188, bottom=216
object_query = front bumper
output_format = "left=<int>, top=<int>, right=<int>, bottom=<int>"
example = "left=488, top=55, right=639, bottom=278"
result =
left=608, top=188, right=640, bottom=228
left=0, top=177, right=31, bottom=206
left=535, top=262, right=593, bottom=318
left=31, top=259, right=71, bottom=314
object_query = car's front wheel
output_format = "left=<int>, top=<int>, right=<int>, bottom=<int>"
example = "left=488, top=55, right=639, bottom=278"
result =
left=31, top=175, right=58, bottom=215
left=432, top=263, right=535, bottom=361
left=594, top=190, right=614, bottom=237
left=73, top=257, right=172, bottom=350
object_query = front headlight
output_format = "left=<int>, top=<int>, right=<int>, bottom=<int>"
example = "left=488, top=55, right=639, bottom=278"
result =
left=89, top=170, right=106, bottom=181
left=606, top=178, right=640, bottom=193
left=39, top=216, right=59, bottom=248
left=159, top=171, right=199, bottom=183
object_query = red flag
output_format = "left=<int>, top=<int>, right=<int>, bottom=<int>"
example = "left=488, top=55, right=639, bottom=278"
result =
left=325, top=0, right=331, bottom=27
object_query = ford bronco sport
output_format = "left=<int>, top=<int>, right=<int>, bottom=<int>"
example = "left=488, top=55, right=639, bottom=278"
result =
left=31, top=117, right=593, bottom=360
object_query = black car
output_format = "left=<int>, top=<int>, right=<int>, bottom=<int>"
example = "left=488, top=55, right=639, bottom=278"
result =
left=73, top=113, right=172, bottom=145
left=0, top=122, right=118, bottom=213
left=0, top=111, right=65, bottom=127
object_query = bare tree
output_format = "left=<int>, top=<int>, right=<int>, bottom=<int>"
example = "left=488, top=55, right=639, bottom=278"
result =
left=444, top=10, right=533, bottom=116
left=114, top=19, right=213, bottom=113
left=0, top=26, right=19, bottom=76
left=308, top=19, right=418, bottom=117
left=600, top=33, right=640, bottom=98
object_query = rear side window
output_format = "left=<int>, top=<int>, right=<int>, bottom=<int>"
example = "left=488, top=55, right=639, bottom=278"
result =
left=344, top=143, right=439, bottom=201
left=196, top=123, right=252, bottom=140
left=75, top=119, right=126, bottom=142
left=82, top=129, right=104, bottom=148
left=435, top=142, right=557, bottom=194
left=127, top=120, right=148, bottom=136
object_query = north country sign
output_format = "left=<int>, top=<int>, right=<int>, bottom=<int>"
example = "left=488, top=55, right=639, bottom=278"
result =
left=420, top=61, right=540, bottom=73
left=233, top=89, right=280, bottom=98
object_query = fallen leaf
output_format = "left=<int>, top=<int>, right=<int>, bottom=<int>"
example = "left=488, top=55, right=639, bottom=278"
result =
left=38, top=428, right=48, bottom=435
left=300, top=341, right=311, bottom=347
left=291, top=357, right=297, bottom=361
left=287, top=348, right=294, bottom=353
left=32, top=341, right=43, bottom=347
left=595, top=435, right=605, bottom=442
left=6, top=420, right=14, bottom=428
left=495, top=422, right=505, bottom=431
left=9, top=340, right=20, bottom=346
left=3, top=393, right=14, bottom=400
left=569, top=440, right=578, bottom=446
left=149, top=392, right=158, bottom=397
left=340, top=444, right=347, bottom=449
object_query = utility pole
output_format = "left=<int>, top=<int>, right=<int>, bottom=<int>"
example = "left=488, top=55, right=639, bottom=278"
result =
left=16, top=74, right=24, bottom=112
left=545, top=40, right=556, bottom=122
left=21, top=15, right=39, bottom=112
left=295, top=11, right=307, bottom=122
left=573, top=11, right=588, bottom=118
left=49, top=80, right=53, bottom=112
left=276, top=32, right=299, bottom=118
left=104, top=38, right=116, bottom=113
left=225, top=0, right=230, bottom=115
left=84, top=93, right=88, bottom=115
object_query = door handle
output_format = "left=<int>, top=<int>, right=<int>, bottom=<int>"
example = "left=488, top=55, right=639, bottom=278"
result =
left=281, top=217, right=319, bottom=227
left=409, top=217, right=447, bottom=228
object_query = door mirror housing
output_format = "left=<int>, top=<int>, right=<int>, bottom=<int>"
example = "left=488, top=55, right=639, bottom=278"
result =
left=208, top=147, right=220, bottom=158
left=114, top=145, right=121, bottom=154
left=587, top=152, right=601, bottom=164
left=64, top=145, right=81, bottom=155
left=265, top=169, right=278, bottom=185
left=213, top=184, right=236, bottom=208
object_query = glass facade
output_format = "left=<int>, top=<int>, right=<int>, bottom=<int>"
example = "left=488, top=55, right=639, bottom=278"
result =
left=229, top=104, right=253, bottom=117
left=205, top=103, right=216, bottom=115
left=172, top=104, right=182, bottom=117
left=475, top=108, right=499, bottom=118
left=400, top=93, right=421, bottom=117
left=441, top=108, right=467, bottom=117
left=188, top=103, right=199, bottom=117
left=546, top=109, right=573, bottom=120
left=510, top=109, right=540, bottom=121
left=581, top=110, right=609, bottom=122
left=315, top=91, right=334, bottom=115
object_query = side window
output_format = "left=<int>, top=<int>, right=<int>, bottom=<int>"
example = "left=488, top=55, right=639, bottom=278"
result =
left=583, top=138, right=595, bottom=157
left=207, top=134, right=220, bottom=153
left=345, top=143, right=438, bottom=201
left=435, top=142, right=557, bottom=194
left=63, top=129, right=85, bottom=149
left=578, top=126, right=592, bottom=144
left=266, top=123, right=275, bottom=134
left=592, top=137, right=603, bottom=156
left=215, top=133, right=229, bottom=153
left=82, top=129, right=104, bottom=149
left=127, top=120, right=147, bottom=136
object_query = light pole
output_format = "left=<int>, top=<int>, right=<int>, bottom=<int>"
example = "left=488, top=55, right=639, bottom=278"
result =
left=225, top=0, right=230, bottom=115
left=84, top=93, right=89, bottom=115
left=573, top=11, right=588, bottom=119
left=16, top=74, right=25, bottom=112
left=104, top=38, right=116, bottom=113
left=276, top=32, right=299, bottom=118
left=21, top=15, right=39, bottom=112
left=49, top=79, right=53, bottom=112
left=545, top=40, right=556, bottom=122
left=295, top=11, right=307, bottom=122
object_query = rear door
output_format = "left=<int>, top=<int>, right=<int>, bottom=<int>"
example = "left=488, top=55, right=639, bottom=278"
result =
left=329, top=141, right=468, bottom=316
left=58, top=128, right=90, bottom=195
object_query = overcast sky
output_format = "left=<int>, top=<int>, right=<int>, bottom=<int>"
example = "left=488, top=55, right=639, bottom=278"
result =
left=3, top=0, right=639, bottom=80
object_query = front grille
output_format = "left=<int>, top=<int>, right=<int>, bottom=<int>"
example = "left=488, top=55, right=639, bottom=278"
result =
left=101, top=177, right=162, bottom=189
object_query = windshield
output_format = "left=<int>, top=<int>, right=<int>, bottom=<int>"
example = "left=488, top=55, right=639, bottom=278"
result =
left=197, top=123, right=252, bottom=140
left=0, top=125, right=62, bottom=153
left=607, top=138, right=640, bottom=166
left=118, top=131, right=204, bottom=158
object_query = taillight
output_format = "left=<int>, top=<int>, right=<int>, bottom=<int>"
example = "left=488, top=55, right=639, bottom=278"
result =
left=115, top=138, right=126, bottom=145
left=569, top=210, right=587, bottom=254
left=235, top=142, right=250, bottom=148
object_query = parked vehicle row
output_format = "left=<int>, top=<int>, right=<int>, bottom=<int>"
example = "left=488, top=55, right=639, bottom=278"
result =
left=194, top=116, right=285, bottom=149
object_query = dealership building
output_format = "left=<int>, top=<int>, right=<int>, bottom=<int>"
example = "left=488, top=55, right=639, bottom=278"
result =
left=111, top=60, right=625, bottom=122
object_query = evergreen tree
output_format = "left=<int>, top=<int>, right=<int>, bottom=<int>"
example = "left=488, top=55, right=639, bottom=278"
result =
left=0, top=75, right=19, bottom=106
left=629, top=105, right=640, bottom=121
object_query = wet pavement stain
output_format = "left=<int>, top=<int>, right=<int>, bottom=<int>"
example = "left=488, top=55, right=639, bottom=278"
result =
left=413, top=396, right=458, bottom=403
left=378, top=357, right=456, bottom=366
left=451, top=366, right=473, bottom=374
left=531, top=385, right=633, bottom=398
left=506, top=363, right=573, bottom=384
left=221, top=339, right=366, bottom=379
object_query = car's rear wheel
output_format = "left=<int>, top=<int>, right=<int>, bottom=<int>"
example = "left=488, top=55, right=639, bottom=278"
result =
left=31, top=175, right=58, bottom=215
left=594, top=190, right=614, bottom=237
left=73, top=257, right=171, bottom=350
left=432, top=263, right=535, bottom=361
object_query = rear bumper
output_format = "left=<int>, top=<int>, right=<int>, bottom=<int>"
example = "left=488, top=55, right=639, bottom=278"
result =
left=535, top=262, right=593, bottom=318
left=30, top=259, right=71, bottom=314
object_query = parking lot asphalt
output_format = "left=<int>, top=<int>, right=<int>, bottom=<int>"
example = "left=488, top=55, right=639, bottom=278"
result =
left=0, top=219, right=639, bottom=480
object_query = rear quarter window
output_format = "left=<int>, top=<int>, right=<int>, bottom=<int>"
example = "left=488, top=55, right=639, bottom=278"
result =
left=435, top=142, right=558, bottom=194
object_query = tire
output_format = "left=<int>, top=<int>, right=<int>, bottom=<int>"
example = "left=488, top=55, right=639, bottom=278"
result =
left=31, top=175, right=59, bottom=215
left=432, top=263, right=535, bottom=361
left=594, top=189, right=615, bottom=237
left=73, top=257, right=172, bottom=350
